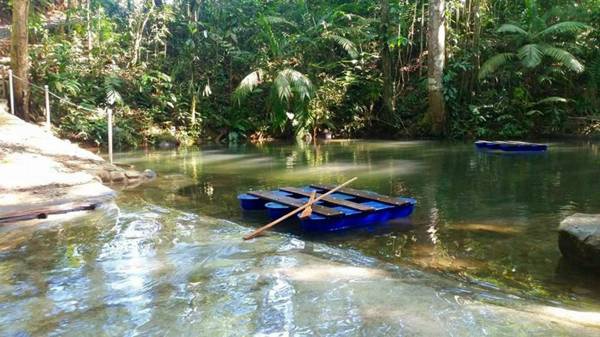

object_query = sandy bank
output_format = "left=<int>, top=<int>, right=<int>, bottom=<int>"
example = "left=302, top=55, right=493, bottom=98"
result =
left=0, top=101, right=153, bottom=223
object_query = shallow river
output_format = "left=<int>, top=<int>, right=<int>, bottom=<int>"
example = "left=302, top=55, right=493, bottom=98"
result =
left=1, top=140, right=600, bottom=336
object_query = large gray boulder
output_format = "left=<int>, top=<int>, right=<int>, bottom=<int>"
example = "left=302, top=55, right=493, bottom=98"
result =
left=558, top=213, right=600, bottom=268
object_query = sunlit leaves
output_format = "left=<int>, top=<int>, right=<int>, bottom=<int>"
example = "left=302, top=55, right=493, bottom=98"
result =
left=233, top=70, right=264, bottom=104
left=480, top=4, right=589, bottom=81
left=273, top=69, right=313, bottom=103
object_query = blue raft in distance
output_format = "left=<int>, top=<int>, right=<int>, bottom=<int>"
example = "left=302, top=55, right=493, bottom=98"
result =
left=238, top=184, right=416, bottom=232
left=475, top=140, right=548, bottom=152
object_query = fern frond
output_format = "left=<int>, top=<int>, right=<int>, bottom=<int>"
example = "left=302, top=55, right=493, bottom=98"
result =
left=518, top=44, right=543, bottom=68
left=283, top=68, right=313, bottom=101
left=478, top=53, right=516, bottom=80
left=540, top=45, right=585, bottom=73
left=233, top=69, right=264, bottom=104
left=536, top=21, right=591, bottom=39
left=323, top=33, right=358, bottom=58
left=274, top=71, right=293, bottom=102
left=531, top=96, right=569, bottom=106
left=497, top=23, right=529, bottom=36
left=263, top=15, right=298, bottom=28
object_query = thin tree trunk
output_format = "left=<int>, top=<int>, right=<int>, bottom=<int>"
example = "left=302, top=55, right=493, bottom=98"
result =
left=191, top=92, right=197, bottom=125
left=86, top=0, right=92, bottom=55
left=427, top=0, right=446, bottom=136
left=418, top=1, right=425, bottom=77
left=10, top=0, right=30, bottom=121
left=130, top=1, right=155, bottom=66
left=469, top=0, right=481, bottom=94
left=381, top=0, right=394, bottom=120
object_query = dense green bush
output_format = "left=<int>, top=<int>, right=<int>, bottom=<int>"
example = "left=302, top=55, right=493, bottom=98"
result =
left=13, top=0, right=599, bottom=146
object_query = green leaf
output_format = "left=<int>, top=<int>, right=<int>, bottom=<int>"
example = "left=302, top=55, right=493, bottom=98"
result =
left=539, top=45, right=585, bottom=73
left=518, top=44, right=543, bottom=68
left=263, top=15, right=298, bottom=28
left=233, top=69, right=264, bottom=104
left=478, top=53, right=516, bottom=80
left=323, top=33, right=359, bottom=58
left=536, top=21, right=591, bottom=39
left=274, top=71, right=292, bottom=102
left=497, top=24, right=529, bottom=36
left=531, top=96, right=569, bottom=106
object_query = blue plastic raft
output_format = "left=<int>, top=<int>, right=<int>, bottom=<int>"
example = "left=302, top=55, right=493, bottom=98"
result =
left=475, top=140, right=548, bottom=152
left=238, top=184, right=416, bottom=232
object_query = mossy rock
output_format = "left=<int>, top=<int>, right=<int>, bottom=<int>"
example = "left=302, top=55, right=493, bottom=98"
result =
left=558, top=213, right=600, bottom=269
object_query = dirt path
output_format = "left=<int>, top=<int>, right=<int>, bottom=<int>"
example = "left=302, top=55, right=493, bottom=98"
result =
left=0, top=101, right=154, bottom=223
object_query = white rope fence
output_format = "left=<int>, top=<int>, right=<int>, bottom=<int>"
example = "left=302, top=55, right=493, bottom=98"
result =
left=5, top=69, right=114, bottom=164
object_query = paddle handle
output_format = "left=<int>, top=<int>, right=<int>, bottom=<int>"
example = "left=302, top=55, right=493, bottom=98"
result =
left=243, top=177, right=358, bottom=240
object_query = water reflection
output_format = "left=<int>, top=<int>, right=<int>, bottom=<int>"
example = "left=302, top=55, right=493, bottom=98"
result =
left=4, top=205, right=598, bottom=335
left=109, top=141, right=600, bottom=307
left=3, top=140, right=600, bottom=335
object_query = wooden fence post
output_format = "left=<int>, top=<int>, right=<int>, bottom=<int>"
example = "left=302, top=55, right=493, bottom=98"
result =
left=107, top=107, right=113, bottom=164
left=44, top=85, right=51, bottom=130
left=8, top=69, right=15, bottom=114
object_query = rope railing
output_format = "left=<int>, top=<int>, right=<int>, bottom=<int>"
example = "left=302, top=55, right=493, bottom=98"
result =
left=5, top=69, right=114, bottom=164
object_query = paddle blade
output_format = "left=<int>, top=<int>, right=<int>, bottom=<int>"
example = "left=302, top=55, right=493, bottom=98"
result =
left=299, top=191, right=316, bottom=219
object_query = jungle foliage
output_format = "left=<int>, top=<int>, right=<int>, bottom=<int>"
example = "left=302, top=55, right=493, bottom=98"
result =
left=5, top=0, right=600, bottom=146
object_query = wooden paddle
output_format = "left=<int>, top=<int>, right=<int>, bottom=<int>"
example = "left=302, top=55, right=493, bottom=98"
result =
left=299, top=190, right=316, bottom=219
left=243, top=177, right=358, bottom=240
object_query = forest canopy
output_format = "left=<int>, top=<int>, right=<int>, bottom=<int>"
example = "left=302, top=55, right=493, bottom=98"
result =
left=2, top=0, right=599, bottom=147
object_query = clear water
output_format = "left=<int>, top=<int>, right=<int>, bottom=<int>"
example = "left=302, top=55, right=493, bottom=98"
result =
left=1, top=140, right=600, bottom=336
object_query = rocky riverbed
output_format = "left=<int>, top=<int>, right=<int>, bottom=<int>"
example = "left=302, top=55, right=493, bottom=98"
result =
left=0, top=101, right=153, bottom=223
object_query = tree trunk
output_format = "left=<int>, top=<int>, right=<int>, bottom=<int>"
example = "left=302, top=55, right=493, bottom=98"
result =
left=130, top=1, right=155, bottom=66
left=427, top=0, right=446, bottom=136
left=10, top=0, right=30, bottom=121
left=86, top=0, right=93, bottom=55
left=380, top=0, right=394, bottom=121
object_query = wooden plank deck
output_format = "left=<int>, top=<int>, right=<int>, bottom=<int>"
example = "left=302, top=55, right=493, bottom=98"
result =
left=278, top=187, right=375, bottom=212
left=310, top=184, right=408, bottom=207
left=248, top=191, right=344, bottom=217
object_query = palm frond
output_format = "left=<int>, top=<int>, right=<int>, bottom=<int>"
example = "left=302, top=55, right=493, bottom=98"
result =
left=274, top=71, right=293, bottom=102
left=263, top=15, right=298, bottom=28
left=478, top=53, right=516, bottom=80
left=497, top=23, right=529, bottom=36
left=283, top=68, right=313, bottom=101
left=518, top=44, right=543, bottom=68
left=257, top=15, right=281, bottom=56
left=530, top=96, right=569, bottom=106
left=536, top=21, right=591, bottom=39
left=540, top=45, right=585, bottom=73
left=233, top=69, right=264, bottom=104
left=275, top=69, right=314, bottom=102
left=323, top=33, right=359, bottom=58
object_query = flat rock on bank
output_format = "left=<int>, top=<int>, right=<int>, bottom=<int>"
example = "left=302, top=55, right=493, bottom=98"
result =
left=0, top=102, right=152, bottom=222
left=558, top=213, right=600, bottom=268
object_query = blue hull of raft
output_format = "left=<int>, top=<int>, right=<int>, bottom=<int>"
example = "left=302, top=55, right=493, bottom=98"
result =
left=238, top=188, right=416, bottom=232
left=475, top=140, right=548, bottom=152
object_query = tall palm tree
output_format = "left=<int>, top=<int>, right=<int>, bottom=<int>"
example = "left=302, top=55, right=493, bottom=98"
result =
left=479, top=0, right=590, bottom=80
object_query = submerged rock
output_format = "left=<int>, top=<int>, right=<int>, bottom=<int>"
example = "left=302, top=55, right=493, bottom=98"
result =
left=558, top=213, right=600, bottom=268
left=143, top=169, right=157, bottom=179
